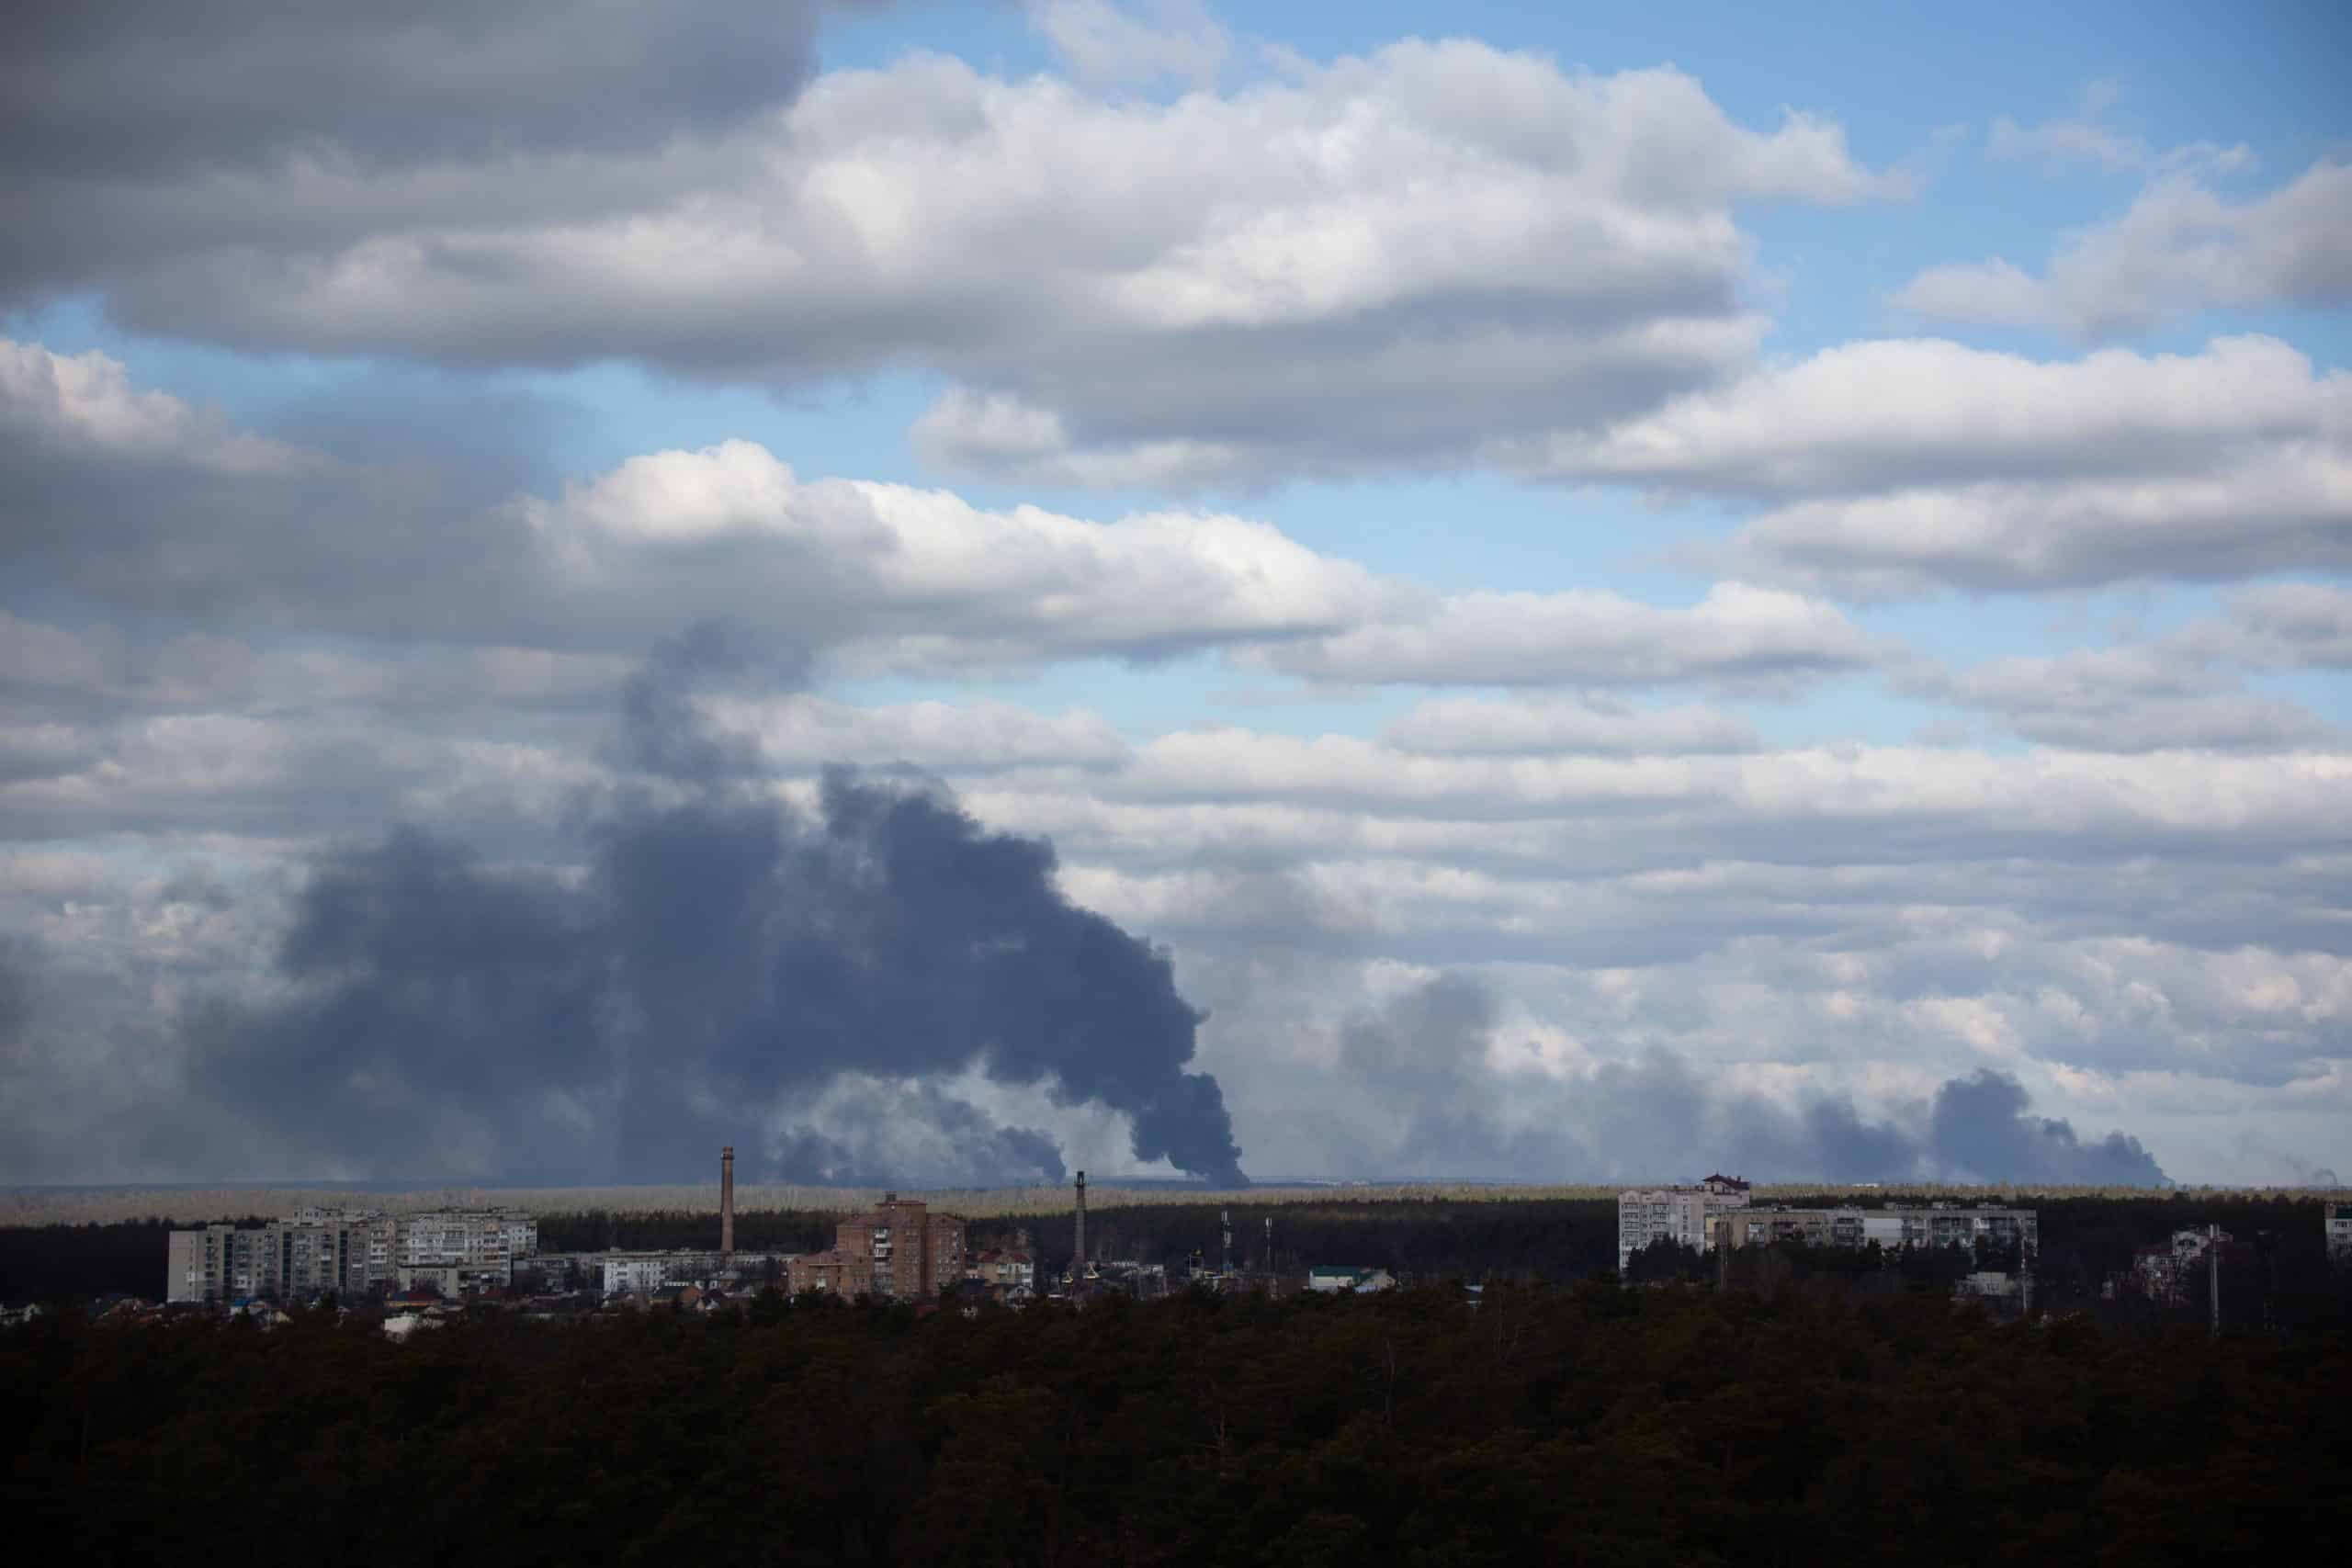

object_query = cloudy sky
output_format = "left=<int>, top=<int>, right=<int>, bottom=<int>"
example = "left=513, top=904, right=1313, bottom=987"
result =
left=4, top=0, right=2347, bottom=1189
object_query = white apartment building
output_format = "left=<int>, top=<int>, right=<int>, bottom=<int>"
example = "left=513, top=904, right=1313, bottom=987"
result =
left=1715, top=1204, right=2039, bottom=1263
left=397, top=1208, right=537, bottom=1284
left=1617, top=1175, right=1751, bottom=1270
left=599, top=1251, right=717, bottom=1295
left=165, top=1218, right=368, bottom=1303
left=2327, top=1201, right=2350, bottom=1261
left=166, top=1206, right=538, bottom=1303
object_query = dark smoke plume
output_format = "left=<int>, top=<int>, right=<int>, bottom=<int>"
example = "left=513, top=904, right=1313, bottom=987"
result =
left=1923, top=1069, right=2167, bottom=1186
left=166, top=631, right=1247, bottom=1186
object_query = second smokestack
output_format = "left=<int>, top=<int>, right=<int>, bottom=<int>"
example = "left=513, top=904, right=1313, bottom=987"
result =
left=1074, top=1169, right=1087, bottom=1279
left=720, top=1145, right=735, bottom=1257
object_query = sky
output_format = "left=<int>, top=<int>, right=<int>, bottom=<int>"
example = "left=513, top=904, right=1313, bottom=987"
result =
left=2, top=0, right=2347, bottom=1190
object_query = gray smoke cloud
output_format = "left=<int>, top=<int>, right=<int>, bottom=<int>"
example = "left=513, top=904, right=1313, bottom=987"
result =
left=1331, top=976, right=2169, bottom=1185
left=0, top=935, right=28, bottom=1071
left=1923, top=1069, right=2169, bottom=1186
left=1710, top=1060, right=2168, bottom=1185
left=768, top=1081, right=1069, bottom=1189
left=157, top=630, right=1246, bottom=1186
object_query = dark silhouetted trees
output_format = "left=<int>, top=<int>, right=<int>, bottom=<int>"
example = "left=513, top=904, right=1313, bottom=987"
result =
left=5, top=1278, right=2349, bottom=1565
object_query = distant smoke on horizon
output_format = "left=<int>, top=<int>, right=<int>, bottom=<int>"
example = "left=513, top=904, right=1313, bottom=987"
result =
left=13, top=630, right=2177, bottom=1193
left=148, top=626, right=1249, bottom=1188
left=1333, top=976, right=2171, bottom=1187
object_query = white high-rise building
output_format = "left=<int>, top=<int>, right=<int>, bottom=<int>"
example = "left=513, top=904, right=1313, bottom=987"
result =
left=1616, top=1174, right=1751, bottom=1270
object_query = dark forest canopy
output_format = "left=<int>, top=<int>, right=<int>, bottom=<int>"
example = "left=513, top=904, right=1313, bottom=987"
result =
left=6, top=1282, right=2351, bottom=1566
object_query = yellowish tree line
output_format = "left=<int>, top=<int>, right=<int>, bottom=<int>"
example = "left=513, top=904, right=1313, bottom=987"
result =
left=4, top=1179, right=2340, bottom=1228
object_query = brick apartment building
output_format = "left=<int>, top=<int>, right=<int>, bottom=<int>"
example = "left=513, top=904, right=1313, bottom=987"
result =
left=787, top=1193, right=966, bottom=1301
left=786, top=1247, right=875, bottom=1298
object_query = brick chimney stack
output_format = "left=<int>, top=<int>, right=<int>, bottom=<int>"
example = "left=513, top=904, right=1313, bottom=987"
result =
left=1074, top=1170, right=1087, bottom=1279
left=720, top=1145, right=735, bottom=1257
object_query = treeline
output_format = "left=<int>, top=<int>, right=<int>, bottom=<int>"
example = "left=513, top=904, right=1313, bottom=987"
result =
left=1627, top=1233, right=2352, bottom=1334
left=0, top=1217, right=267, bottom=1303
left=1766, top=1188, right=2329, bottom=1269
left=537, top=1198, right=1622, bottom=1280
left=537, top=1208, right=838, bottom=1255
left=557, top=1193, right=2339, bottom=1291
left=7, top=1282, right=2351, bottom=1565
left=6, top=1192, right=2345, bottom=1303
left=995, top=1197, right=1623, bottom=1280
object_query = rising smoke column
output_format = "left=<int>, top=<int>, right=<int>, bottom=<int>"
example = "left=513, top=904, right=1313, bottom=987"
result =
left=596, top=767, right=1247, bottom=1184
left=166, top=632, right=1249, bottom=1185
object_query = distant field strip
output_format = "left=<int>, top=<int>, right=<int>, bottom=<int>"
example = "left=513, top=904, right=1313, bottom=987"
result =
left=5, top=1180, right=2335, bottom=1227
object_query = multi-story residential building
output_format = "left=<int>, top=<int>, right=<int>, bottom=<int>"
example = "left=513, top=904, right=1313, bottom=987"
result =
left=719, top=1251, right=797, bottom=1288
left=928, top=1211, right=967, bottom=1292
left=166, top=1222, right=342, bottom=1303
left=396, top=1264, right=466, bottom=1296
left=1714, top=1204, right=2039, bottom=1263
left=165, top=1206, right=539, bottom=1303
left=600, top=1253, right=692, bottom=1296
left=786, top=1247, right=875, bottom=1298
left=2328, top=1201, right=2351, bottom=1262
left=397, top=1208, right=536, bottom=1286
left=2118, top=1228, right=2221, bottom=1305
left=358, top=1213, right=398, bottom=1285
left=797, top=1194, right=967, bottom=1301
left=1616, top=1175, right=1750, bottom=1270
left=837, top=1193, right=960, bottom=1300
left=165, top=1226, right=233, bottom=1303
left=516, top=1252, right=581, bottom=1289
left=506, top=1248, right=786, bottom=1296
left=967, top=1249, right=1035, bottom=1290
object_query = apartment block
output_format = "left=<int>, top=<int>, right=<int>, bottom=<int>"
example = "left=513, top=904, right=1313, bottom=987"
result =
left=165, top=1205, right=538, bottom=1303
left=397, top=1208, right=537, bottom=1285
left=2117, top=1227, right=2222, bottom=1305
left=786, top=1247, right=875, bottom=1298
left=1714, top=1204, right=2039, bottom=1262
left=164, top=1219, right=357, bottom=1303
left=797, top=1193, right=967, bottom=1301
left=1616, top=1175, right=1751, bottom=1270
left=967, top=1248, right=1035, bottom=1290
left=601, top=1253, right=691, bottom=1296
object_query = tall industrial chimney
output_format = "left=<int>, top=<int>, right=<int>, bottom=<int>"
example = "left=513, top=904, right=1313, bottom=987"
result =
left=720, top=1145, right=735, bottom=1258
left=1263, top=1215, right=1272, bottom=1275
left=1073, top=1170, right=1087, bottom=1280
left=1221, top=1207, right=1233, bottom=1275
